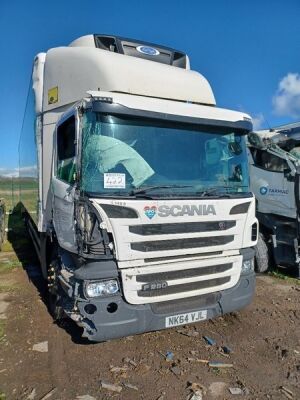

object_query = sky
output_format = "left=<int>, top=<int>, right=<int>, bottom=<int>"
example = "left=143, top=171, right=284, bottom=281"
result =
left=0, top=0, right=300, bottom=175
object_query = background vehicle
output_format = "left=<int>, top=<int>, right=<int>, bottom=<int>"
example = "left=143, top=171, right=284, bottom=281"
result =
left=248, top=122, right=300, bottom=278
left=19, top=34, right=258, bottom=341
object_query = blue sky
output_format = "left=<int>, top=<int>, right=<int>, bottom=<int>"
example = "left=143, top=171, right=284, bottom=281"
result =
left=1, top=0, right=300, bottom=174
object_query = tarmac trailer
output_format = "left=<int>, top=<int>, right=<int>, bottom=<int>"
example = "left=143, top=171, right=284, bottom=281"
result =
left=19, top=35, right=258, bottom=341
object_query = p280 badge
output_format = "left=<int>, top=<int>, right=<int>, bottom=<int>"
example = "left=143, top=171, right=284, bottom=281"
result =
left=141, top=281, right=168, bottom=291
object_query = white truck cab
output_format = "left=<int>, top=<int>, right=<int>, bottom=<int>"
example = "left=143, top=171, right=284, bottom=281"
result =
left=19, top=34, right=257, bottom=341
left=248, top=123, right=300, bottom=278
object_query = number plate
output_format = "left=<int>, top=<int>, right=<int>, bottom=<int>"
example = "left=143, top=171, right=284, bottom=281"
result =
left=165, top=310, right=207, bottom=328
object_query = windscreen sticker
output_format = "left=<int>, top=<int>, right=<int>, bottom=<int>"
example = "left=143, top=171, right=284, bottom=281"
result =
left=104, top=173, right=126, bottom=189
left=48, top=86, right=58, bottom=104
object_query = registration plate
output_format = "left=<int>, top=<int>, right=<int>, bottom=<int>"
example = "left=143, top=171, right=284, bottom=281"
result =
left=165, top=310, right=207, bottom=328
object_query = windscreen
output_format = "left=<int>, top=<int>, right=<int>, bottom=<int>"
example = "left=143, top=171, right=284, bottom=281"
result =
left=81, top=111, right=250, bottom=197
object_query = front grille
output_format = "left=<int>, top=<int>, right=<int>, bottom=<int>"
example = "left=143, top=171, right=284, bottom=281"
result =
left=144, top=251, right=222, bottom=263
left=129, top=221, right=236, bottom=236
left=137, top=276, right=230, bottom=297
left=150, top=293, right=221, bottom=315
left=136, top=263, right=232, bottom=282
left=131, top=235, right=234, bottom=252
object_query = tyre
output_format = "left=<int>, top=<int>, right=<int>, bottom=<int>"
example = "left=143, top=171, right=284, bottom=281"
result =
left=254, top=232, right=271, bottom=273
left=47, top=247, right=65, bottom=321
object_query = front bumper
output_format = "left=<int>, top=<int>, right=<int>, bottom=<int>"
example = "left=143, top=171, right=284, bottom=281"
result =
left=73, top=271, right=255, bottom=342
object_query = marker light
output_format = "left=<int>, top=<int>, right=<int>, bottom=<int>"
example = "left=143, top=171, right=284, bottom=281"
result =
left=241, top=259, right=254, bottom=274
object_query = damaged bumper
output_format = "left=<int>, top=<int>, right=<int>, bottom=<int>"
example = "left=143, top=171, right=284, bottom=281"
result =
left=61, top=273, right=255, bottom=342
left=57, top=248, right=256, bottom=342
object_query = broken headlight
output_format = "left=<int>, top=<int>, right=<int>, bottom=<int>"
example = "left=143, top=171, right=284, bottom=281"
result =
left=75, top=199, right=112, bottom=258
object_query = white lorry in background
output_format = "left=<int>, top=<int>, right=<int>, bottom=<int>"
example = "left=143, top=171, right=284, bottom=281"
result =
left=19, top=34, right=257, bottom=341
left=248, top=122, right=300, bottom=278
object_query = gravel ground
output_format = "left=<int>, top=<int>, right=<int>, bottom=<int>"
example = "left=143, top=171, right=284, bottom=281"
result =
left=0, top=255, right=299, bottom=400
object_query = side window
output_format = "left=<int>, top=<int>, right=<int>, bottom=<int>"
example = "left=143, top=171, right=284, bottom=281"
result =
left=251, top=148, right=288, bottom=172
left=57, top=116, right=76, bottom=184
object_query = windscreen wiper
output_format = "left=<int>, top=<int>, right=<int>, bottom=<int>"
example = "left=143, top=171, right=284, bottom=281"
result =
left=196, top=186, right=249, bottom=198
left=130, top=184, right=194, bottom=196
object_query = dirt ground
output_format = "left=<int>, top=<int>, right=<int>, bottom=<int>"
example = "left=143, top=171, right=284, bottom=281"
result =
left=0, top=216, right=299, bottom=400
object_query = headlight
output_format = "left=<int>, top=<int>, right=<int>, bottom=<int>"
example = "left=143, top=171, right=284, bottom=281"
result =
left=241, top=259, right=254, bottom=274
left=85, top=279, right=119, bottom=298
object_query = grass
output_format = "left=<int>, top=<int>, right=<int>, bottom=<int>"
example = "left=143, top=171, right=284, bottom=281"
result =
left=0, top=204, right=26, bottom=275
left=0, top=196, right=35, bottom=295
left=0, top=260, right=21, bottom=275
left=0, top=320, right=5, bottom=341
left=0, top=177, right=37, bottom=191
left=0, top=253, right=22, bottom=276
left=2, top=200, right=34, bottom=267
left=0, top=284, right=18, bottom=294
left=0, top=190, right=37, bottom=216
left=269, top=269, right=300, bottom=285
left=0, top=193, right=30, bottom=281
left=0, top=241, right=13, bottom=253
left=0, top=177, right=18, bottom=212
left=0, top=176, right=38, bottom=215
left=0, top=182, right=36, bottom=399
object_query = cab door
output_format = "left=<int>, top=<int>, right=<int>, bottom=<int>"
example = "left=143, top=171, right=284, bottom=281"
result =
left=249, top=149, right=296, bottom=218
left=51, top=112, right=78, bottom=251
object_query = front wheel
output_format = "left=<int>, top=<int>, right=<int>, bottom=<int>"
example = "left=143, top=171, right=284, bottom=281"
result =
left=48, top=287, right=65, bottom=321
left=254, top=232, right=271, bottom=273
left=47, top=248, right=65, bottom=321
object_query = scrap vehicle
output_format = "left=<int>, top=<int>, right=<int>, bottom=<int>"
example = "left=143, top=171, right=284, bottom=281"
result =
left=0, top=199, right=5, bottom=251
left=19, top=34, right=258, bottom=341
left=248, top=122, right=300, bottom=278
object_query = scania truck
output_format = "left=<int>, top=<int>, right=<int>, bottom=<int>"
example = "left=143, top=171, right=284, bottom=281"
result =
left=19, top=34, right=257, bottom=341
